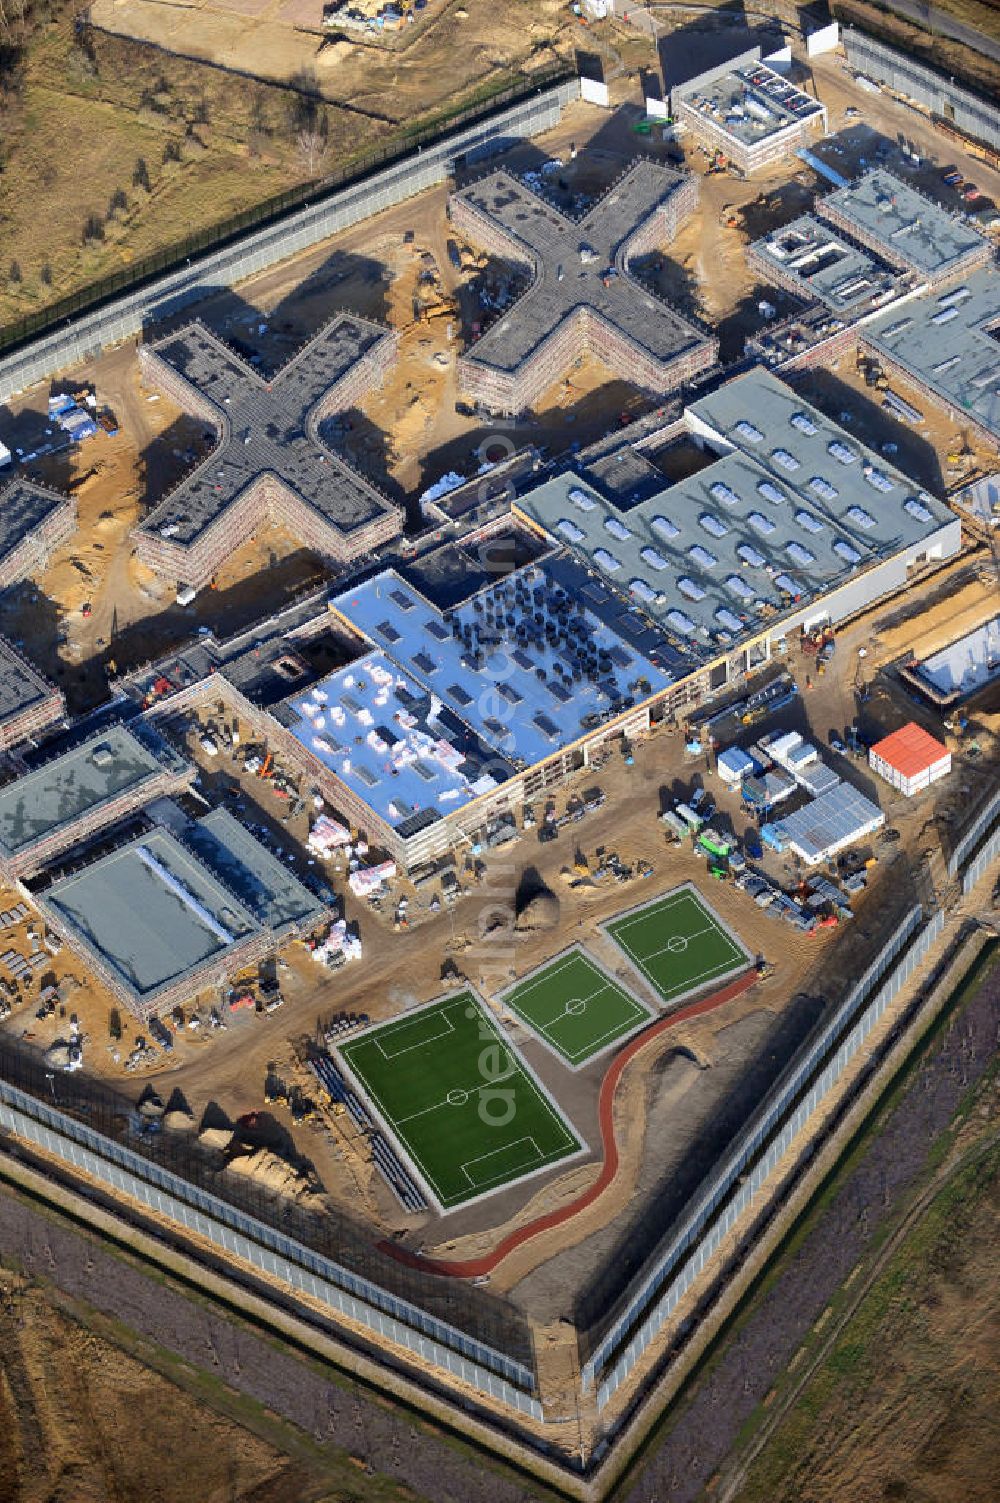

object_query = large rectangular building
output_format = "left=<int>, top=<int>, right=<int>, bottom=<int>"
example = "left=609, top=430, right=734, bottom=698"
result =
left=0, top=723, right=194, bottom=879
left=0, top=480, right=76, bottom=591
left=515, top=369, right=961, bottom=681
left=746, top=214, right=907, bottom=317
left=38, top=827, right=269, bottom=1021
left=862, top=268, right=1000, bottom=452
left=0, top=636, right=65, bottom=751
left=818, top=170, right=992, bottom=287
left=671, top=52, right=827, bottom=175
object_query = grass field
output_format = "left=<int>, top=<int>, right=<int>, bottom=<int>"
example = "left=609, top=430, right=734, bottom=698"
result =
left=339, top=991, right=583, bottom=1211
left=500, top=948, right=652, bottom=1068
left=605, top=884, right=750, bottom=1007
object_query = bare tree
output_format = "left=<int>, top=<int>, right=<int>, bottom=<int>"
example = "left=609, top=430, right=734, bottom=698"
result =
left=296, top=128, right=328, bottom=177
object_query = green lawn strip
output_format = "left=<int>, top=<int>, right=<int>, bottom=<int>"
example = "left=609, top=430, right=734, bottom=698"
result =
left=605, top=938, right=1000, bottom=1499
left=736, top=1143, right=1000, bottom=1503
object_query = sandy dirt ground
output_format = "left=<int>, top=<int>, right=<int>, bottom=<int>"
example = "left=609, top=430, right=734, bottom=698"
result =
left=89, top=0, right=574, bottom=102
left=0, top=1268, right=326, bottom=1503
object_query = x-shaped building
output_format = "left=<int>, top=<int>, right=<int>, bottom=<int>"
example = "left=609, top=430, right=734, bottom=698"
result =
left=134, top=315, right=403, bottom=589
left=450, top=159, right=717, bottom=415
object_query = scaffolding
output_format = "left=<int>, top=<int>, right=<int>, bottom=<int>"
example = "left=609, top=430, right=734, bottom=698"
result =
left=451, top=163, right=715, bottom=414
left=0, top=481, right=77, bottom=591
left=133, top=316, right=403, bottom=587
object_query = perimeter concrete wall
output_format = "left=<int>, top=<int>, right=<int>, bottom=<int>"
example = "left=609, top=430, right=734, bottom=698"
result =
left=0, top=79, right=580, bottom=404
left=842, top=28, right=1000, bottom=150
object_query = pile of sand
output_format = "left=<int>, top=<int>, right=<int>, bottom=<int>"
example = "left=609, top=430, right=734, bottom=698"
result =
left=225, top=1148, right=324, bottom=1206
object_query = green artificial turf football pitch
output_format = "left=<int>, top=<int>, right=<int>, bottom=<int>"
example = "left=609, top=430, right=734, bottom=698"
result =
left=604, top=884, right=750, bottom=1006
left=500, top=948, right=652, bottom=1067
left=339, top=991, right=583, bottom=1210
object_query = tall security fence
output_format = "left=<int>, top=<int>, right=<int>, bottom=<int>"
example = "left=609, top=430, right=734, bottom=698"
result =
left=841, top=28, right=1000, bottom=151
left=962, top=828, right=1000, bottom=897
left=0, top=1073, right=543, bottom=1418
left=0, top=70, right=579, bottom=403
left=948, top=788, right=1000, bottom=881
left=0, top=1036, right=532, bottom=1371
left=582, top=904, right=944, bottom=1408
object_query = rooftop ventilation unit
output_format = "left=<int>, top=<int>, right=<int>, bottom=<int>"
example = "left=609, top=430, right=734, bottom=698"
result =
left=700, top=513, right=730, bottom=538
left=677, top=576, right=707, bottom=602
left=772, top=448, right=800, bottom=472
left=828, top=441, right=857, bottom=466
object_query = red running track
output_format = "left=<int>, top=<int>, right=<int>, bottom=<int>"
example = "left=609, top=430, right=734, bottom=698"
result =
left=377, top=968, right=758, bottom=1279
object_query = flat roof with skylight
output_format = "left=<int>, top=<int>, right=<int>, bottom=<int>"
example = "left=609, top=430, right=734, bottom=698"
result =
left=514, top=370, right=959, bottom=661
left=864, top=267, right=1000, bottom=448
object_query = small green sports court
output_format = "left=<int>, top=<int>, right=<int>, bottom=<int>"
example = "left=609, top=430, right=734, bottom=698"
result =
left=338, top=991, right=583, bottom=1211
left=499, top=948, right=652, bottom=1067
left=604, top=883, right=750, bottom=1007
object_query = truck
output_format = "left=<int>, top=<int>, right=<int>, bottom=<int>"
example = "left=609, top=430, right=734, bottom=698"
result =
left=674, top=803, right=704, bottom=832
left=697, top=830, right=732, bottom=860
left=660, top=809, right=689, bottom=841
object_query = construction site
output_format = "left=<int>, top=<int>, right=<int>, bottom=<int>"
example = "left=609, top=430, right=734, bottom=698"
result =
left=0, top=22, right=997, bottom=1501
